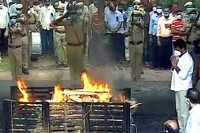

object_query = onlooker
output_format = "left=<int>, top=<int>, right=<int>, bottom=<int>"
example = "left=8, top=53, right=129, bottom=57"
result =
left=171, top=10, right=184, bottom=43
left=185, top=88, right=200, bottom=133
left=149, top=3, right=157, bottom=17
left=149, top=4, right=163, bottom=69
left=0, top=0, right=9, bottom=62
left=118, top=2, right=127, bottom=63
left=104, top=2, right=123, bottom=63
left=164, top=119, right=179, bottom=133
left=157, top=7, right=175, bottom=70
left=39, top=0, right=54, bottom=57
left=88, top=0, right=100, bottom=60
left=170, top=39, right=194, bottom=133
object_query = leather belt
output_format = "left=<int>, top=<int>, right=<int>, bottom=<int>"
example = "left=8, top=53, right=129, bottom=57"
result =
left=28, top=22, right=36, bottom=24
left=129, top=41, right=143, bottom=45
left=67, top=42, right=83, bottom=46
left=56, top=30, right=65, bottom=34
left=8, top=45, right=22, bottom=49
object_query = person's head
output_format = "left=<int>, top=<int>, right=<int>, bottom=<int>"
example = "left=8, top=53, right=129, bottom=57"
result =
left=133, top=0, right=140, bottom=10
left=176, top=10, right=182, bottom=20
left=188, top=8, right=198, bottom=21
left=156, top=4, right=162, bottom=15
left=186, top=88, right=200, bottom=108
left=184, top=1, right=193, bottom=14
left=109, top=2, right=117, bottom=12
left=53, top=1, right=59, bottom=10
left=164, top=119, right=179, bottom=133
left=118, top=2, right=124, bottom=13
left=173, top=39, right=187, bottom=54
left=33, top=0, right=40, bottom=6
left=57, top=3, right=65, bottom=15
left=44, top=0, right=50, bottom=7
left=93, top=0, right=98, bottom=6
left=172, top=2, right=178, bottom=14
left=152, top=3, right=157, bottom=13
left=9, top=13, right=18, bottom=26
left=16, top=4, right=23, bottom=16
left=163, top=7, right=170, bottom=19
left=0, top=0, right=4, bottom=9
left=132, top=10, right=142, bottom=21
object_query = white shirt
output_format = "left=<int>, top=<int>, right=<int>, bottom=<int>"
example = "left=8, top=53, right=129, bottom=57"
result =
left=185, top=104, right=200, bottom=133
left=9, top=3, right=16, bottom=14
left=0, top=6, right=9, bottom=29
left=39, top=6, right=54, bottom=30
left=170, top=52, right=194, bottom=92
left=157, top=16, right=175, bottom=37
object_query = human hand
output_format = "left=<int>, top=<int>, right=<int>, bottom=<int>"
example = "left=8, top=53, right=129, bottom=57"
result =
left=157, top=38, right=161, bottom=46
left=171, top=55, right=179, bottom=67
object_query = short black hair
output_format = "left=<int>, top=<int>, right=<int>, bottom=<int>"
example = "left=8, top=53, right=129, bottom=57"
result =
left=186, top=88, right=200, bottom=104
left=173, top=39, right=186, bottom=49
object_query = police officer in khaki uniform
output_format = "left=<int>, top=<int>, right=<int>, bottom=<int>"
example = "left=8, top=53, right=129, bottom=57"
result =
left=8, top=4, right=27, bottom=80
left=54, top=4, right=68, bottom=67
left=53, top=4, right=89, bottom=86
left=127, top=10, right=144, bottom=81
left=15, top=4, right=29, bottom=75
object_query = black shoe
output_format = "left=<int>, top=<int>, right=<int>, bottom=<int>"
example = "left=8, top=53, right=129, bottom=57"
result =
left=22, top=68, right=29, bottom=75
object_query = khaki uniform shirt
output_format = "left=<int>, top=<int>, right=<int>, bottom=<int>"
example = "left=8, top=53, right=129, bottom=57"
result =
left=54, top=13, right=65, bottom=32
left=57, top=14, right=89, bottom=44
left=9, top=14, right=27, bottom=46
left=129, top=18, right=144, bottom=43
left=27, top=12, right=37, bottom=32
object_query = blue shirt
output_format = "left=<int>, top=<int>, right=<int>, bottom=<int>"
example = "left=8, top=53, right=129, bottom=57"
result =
left=149, top=13, right=162, bottom=35
left=104, top=10, right=123, bottom=33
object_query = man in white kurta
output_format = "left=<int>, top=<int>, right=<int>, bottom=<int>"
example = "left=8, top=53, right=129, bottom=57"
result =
left=170, top=39, right=194, bottom=133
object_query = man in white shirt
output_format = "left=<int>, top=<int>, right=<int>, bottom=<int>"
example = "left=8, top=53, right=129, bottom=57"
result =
left=185, top=88, right=200, bottom=133
left=157, top=7, right=175, bottom=70
left=105, top=2, right=123, bottom=63
left=170, top=39, right=194, bottom=133
left=39, top=0, right=54, bottom=57
left=0, top=0, right=9, bottom=63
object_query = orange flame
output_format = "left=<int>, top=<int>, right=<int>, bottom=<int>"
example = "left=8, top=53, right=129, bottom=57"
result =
left=52, top=84, right=64, bottom=102
left=81, top=72, right=111, bottom=102
left=17, top=79, right=29, bottom=102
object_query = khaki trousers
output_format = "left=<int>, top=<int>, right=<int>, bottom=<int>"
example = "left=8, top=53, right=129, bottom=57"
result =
left=67, top=45, right=84, bottom=84
left=129, top=43, right=143, bottom=79
left=175, top=90, right=189, bottom=133
left=21, top=36, right=28, bottom=69
left=55, top=32, right=67, bottom=65
left=8, top=46, right=22, bottom=80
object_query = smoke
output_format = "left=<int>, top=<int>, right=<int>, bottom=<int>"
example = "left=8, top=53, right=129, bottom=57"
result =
left=87, top=65, right=128, bottom=98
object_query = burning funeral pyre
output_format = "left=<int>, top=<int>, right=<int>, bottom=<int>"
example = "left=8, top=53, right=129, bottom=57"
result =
left=4, top=72, right=140, bottom=133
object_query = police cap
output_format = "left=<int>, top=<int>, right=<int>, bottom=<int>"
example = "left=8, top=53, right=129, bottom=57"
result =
left=133, top=0, right=141, bottom=4
left=16, top=4, right=23, bottom=9
left=58, top=3, right=65, bottom=9
left=184, top=2, right=193, bottom=7
left=9, top=13, right=17, bottom=19
left=188, top=8, right=197, bottom=14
